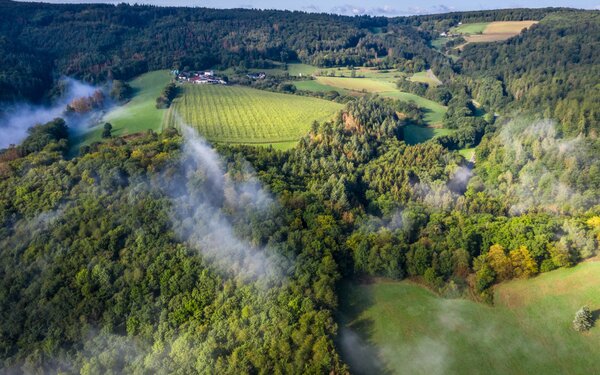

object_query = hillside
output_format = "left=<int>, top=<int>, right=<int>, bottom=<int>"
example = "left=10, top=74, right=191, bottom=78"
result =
left=0, top=3, right=599, bottom=374
left=339, top=261, right=600, bottom=374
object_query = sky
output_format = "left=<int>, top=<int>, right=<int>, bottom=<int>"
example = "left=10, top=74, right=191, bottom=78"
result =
left=15, top=0, right=600, bottom=16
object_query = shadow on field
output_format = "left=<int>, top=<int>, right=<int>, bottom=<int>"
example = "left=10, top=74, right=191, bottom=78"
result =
left=336, top=281, right=391, bottom=375
left=592, top=309, right=600, bottom=326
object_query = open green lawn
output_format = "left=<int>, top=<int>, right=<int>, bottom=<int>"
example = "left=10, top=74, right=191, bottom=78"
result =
left=164, top=84, right=342, bottom=149
left=452, top=22, right=489, bottom=34
left=338, top=261, right=600, bottom=375
left=293, top=80, right=350, bottom=95
left=380, top=91, right=447, bottom=125
left=73, top=70, right=172, bottom=149
left=287, top=63, right=318, bottom=76
left=315, top=76, right=397, bottom=93
left=220, top=63, right=318, bottom=77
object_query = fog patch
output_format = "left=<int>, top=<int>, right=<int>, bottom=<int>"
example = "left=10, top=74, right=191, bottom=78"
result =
left=495, top=119, right=599, bottom=214
left=0, top=78, right=110, bottom=148
left=164, top=122, right=288, bottom=283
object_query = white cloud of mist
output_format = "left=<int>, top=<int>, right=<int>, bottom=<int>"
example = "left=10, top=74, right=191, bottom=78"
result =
left=412, top=164, right=473, bottom=211
left=164, top=121, right=288, bottom=283
left=495, top=119, right=599, bottom=215
left=0, top=78, right=104, bottom=149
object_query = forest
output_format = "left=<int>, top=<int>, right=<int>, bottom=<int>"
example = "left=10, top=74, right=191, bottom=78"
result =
left=0, top=1, right=599, bottom=373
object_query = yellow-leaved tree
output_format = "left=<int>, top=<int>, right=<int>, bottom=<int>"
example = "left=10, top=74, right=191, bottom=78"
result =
left=487, top=244, right=513, bottom=281
left=510, top=246, right=538, bottom=278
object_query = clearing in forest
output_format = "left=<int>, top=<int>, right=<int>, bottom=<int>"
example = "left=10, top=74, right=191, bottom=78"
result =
left=457, top=21, right=538, bottom=48
left=72, top=70, right=172, bottom=149
left=164, top=84, right=342, bottom=148
left=338, top=261, right=600, bottom=375
left=409, top=69, right=442, bottom=86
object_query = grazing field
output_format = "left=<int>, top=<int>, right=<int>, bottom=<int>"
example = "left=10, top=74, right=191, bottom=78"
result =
left=293, top=80, right=351, bottom=95
left=73, top=70, right=171, bottom=148
left=315, top=76, right=397, bottom=93
left=313, top=77, right=447, bottom=125
left=220, top=63, right=317, bottom=77
left=338, top=261, right=600, bottom=375
left=409, top=70, right=442, bottom=86
left=453, top=22, right=489, bottom=34
left=380, top=91, right=447, bottom=125
left=165, top=84, right=342, bottom=148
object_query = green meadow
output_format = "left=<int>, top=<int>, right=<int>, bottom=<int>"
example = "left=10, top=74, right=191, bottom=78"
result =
left=74, top=70, right=171, bottom=148
left=452, top=22, right=489, bottom=34
left=338, top=261, right=600, bottom=375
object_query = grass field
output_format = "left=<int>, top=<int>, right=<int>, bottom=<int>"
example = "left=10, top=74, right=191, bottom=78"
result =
left=452, top=22, right=489, bottom=34
left=73, top=70, right=172, bottom=149
left=309, top=68, right=448, bottom=128
left=409, top=70, right=442, bottom=86
left=338, top=261, right=600, bottom=374
left=315, top=76, right=397, bottom=93
left=220, top=63, right=318, bottom=77
left=293, top=80, right=351, bottom=95
left=164, top=84, right=342, bottom=148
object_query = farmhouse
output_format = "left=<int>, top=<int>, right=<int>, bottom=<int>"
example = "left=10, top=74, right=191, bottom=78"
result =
left=177, top=70, right=226, bottom=85
left=247, top=72, right=266, bottom=80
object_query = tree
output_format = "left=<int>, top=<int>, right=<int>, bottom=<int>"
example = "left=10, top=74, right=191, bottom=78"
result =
left=102, top=123, right=113, bottom=138
left=573, top=306, right=593, bottom=332
left=487, top=244, right=512, bottom=281
left=509, top=246, right=538, bottom=278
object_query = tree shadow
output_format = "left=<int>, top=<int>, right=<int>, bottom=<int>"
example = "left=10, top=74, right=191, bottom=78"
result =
left=335, top=281, right=392, bottom=375
left=591, top=309, right=600, bottom=326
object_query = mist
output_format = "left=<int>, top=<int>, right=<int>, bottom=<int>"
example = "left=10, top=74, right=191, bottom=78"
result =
left=0, top=78, right=107, bottom=149
left=163, top=122, right=288, bottom=283
left=495, top=119, right=598, bottom=214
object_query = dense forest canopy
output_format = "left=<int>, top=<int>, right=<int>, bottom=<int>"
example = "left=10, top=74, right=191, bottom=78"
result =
left=0, top=1, right=599, bottom=373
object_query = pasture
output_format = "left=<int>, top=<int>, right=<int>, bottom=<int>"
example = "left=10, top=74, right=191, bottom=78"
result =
left=73, top=70, right=171, bottom=148
left=293, top=80, right=351, bottom=95
left=338, top=261, right=600, bottom=375
left=315, top=76, right=397, bottom=93
left=165, top=84, right=342, bottom=148
left=220, top=62, right=318, bottom=77
left=452, top=22, right=489, bottom=34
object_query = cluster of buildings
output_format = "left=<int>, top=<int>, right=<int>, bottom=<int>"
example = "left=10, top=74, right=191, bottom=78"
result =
left=440, top=22, right=463, bottom=37
left=246, top=72, right=266, bottom=80
left=175, top=70, right=227, bottom=85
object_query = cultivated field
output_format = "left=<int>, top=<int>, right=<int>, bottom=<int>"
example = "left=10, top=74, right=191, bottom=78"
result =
left=165, top=84, right=342, bottom=148
left=338, top=261, right=600, bottom=375
left=458, top=21, right=538, bottom=48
